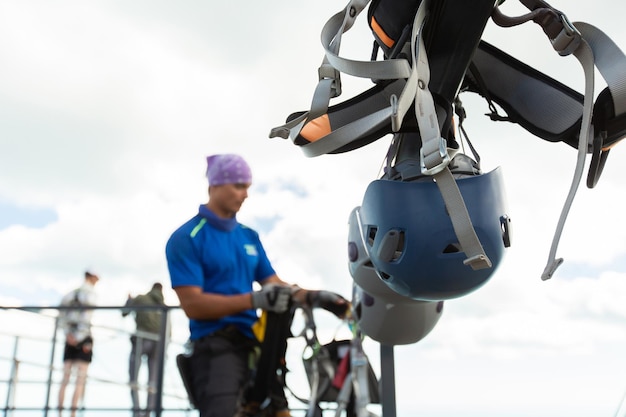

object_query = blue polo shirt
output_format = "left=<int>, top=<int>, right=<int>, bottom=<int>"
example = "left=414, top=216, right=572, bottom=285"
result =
left=166, top=205, right=276, bottom=340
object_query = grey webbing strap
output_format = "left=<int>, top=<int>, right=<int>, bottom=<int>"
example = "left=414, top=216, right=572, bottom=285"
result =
left=269, top=77, right=335, bottom=140
left=321, top=8, right=412, bottom=81
left=495, top=3, right=626, bottom=279
left=269, top=0, right=370, bottom=144
left=435, top=169, right=493, bottom=270
left=269, top=0, right=413, bottom=152
left=301, top=107, right=394, bottom=157
left=540, top=20, right=626, bottom=280
left=541, top=38, right=594, bottom=280
left=300, top=2, right=412, bottom=156
left=389, top=1, right=425, bottom=132
left=575, top=23, right=626, bottom=116
left=410, top=0, right=491, bottom=270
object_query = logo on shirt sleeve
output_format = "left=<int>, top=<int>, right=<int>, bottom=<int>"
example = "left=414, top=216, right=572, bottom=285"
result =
left=244, top=244, right=258, bottom=256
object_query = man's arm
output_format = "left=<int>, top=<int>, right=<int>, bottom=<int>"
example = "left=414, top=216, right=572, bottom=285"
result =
left=121, top=295, right=134, bottom=317
left=173, top=286, right=255, bottom=320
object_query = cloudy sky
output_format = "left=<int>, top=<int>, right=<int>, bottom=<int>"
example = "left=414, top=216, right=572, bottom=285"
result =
left=1, top=0, right=626, bottom=416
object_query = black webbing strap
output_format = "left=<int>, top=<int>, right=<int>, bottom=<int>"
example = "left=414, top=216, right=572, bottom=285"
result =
left=246, top=310, right=292, bottom=405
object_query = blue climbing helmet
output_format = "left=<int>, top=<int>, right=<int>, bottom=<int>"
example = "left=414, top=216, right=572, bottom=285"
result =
left=353, top=151, right=511, bottom=301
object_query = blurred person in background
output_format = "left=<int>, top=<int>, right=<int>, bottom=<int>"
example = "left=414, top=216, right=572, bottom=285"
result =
left=122, top=282, right=168, bottom=417
left=57, top=269, right=99, bottom=417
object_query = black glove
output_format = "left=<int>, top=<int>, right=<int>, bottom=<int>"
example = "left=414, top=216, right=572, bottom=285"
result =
left=306, top=290, right=349, bottom=318
left=251, top=284, right=292, bottom=313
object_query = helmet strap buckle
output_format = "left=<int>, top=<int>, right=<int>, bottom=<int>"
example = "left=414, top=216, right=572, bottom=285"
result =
left=420, top=137, right=450, bottom=176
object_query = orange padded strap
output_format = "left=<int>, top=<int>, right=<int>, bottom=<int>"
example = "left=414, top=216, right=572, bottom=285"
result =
left=300, top=114, right=331, bottom=143
left=370, top=16, right=395, bottom=48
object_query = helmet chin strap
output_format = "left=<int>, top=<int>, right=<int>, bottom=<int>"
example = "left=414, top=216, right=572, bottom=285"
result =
left=393, top=0, right=492, bottom=271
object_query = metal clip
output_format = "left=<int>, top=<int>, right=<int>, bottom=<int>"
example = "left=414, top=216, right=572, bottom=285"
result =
left=390, top=95, right=400, bottom=132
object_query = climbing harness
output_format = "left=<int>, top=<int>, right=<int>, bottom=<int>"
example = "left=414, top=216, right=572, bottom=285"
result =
left=270, top=0, right=626, bottom=282
left=294, top=303, right=379, bottom=417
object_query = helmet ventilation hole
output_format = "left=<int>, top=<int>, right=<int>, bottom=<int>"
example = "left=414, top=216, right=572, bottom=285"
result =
left=391, top=231, right=405, bottom=261
left=367, top=226, right=377, bottom=247
left=379, top=271, right=391, bottom=281
left=443, top=243, right=462, bottom=253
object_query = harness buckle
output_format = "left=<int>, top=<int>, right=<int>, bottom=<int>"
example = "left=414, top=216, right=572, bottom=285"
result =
left=420, top=137, right=450, bottom=176
left=552, top=13, right=581, bottom=56
left=318, top=63, right=342, bottom=98
left=463, top=254, right=492, bottom=271
left=390, top=95, right=400, bottom=132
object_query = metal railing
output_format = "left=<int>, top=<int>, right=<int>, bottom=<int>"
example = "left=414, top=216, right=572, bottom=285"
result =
left=0, top=305, right=362, bottom=417
left=0, top=305, right=194, bottom=417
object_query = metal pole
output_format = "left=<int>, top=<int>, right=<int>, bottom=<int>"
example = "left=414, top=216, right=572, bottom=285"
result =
left=4, top=336, right=19, bottom=417
left=44, top=316, right=60, bottom=417
left=132, top=335, right=142, bottom=416
left=379, top=344, right=396, bottom=417
left=154, top=306, right=169, bottom=417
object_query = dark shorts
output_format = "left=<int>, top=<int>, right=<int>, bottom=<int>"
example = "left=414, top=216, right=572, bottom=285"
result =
left=63, top=336, right=94, bottom=363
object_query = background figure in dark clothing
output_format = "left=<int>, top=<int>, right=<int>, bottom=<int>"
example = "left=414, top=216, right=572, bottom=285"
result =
left=122, top=283, right=167, bottom=417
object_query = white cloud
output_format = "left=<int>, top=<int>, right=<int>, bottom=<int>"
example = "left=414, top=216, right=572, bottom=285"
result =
left=1, top=0, right=625, bottom=415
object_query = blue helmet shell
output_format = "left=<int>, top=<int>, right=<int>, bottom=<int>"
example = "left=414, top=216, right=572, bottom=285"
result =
left=357, top=166, right=510, bottom=301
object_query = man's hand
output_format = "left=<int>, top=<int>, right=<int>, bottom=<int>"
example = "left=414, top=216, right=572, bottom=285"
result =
left=251, top=284, right=292, bottom=313
left=306, top=290, right=350, bottom=318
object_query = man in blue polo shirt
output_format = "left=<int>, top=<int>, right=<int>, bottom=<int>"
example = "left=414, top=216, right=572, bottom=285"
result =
left=166, top=154, right=347, bottom=417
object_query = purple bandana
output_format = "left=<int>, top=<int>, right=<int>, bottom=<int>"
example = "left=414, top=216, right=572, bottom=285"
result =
left=205, top=154, right=252, bottom=186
